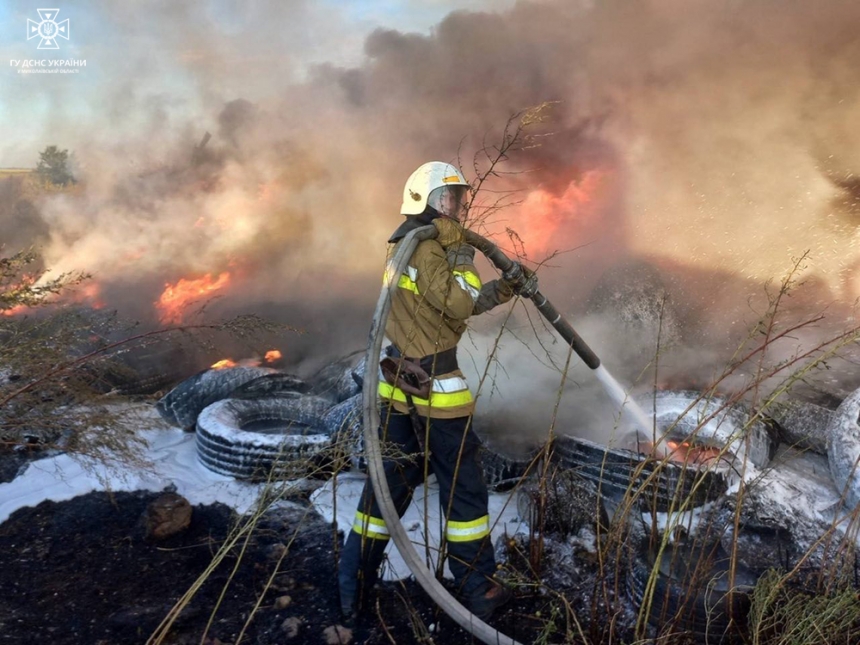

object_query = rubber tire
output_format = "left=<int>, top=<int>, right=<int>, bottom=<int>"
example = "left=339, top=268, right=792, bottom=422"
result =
left=638, top=390, right=777, bottom=470
left=478, top=444, right=542, bottom=492
left=156, top=366, right=276, bottom=430
left=627, top=540, right=754, bottom=645
left=196, top=394, right=333, bottom=480
left=826, top=387, right=860, bottom=510
left=551, top=434, right=728, bottom=512
left=320, top=394, right=365, bottom=472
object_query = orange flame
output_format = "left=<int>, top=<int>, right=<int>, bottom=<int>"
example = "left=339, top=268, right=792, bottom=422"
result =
left=73, top=282, right=105, bottom=309
left=1, top=304, right=29, bottom=317
left=508, top=170, right=605, bottom=256
left=665, top=440, right=723, bottom=465
left=156, top=272, right=231, bottom=325
left=265, top=349, right=282, bottom=362
left=211, top=358, right=238, bottom=369
left=1, top=280, right=104, bottom=316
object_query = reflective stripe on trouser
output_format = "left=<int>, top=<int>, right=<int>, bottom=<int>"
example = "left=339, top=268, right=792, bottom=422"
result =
left=352, top=511, right=390, bottom=540
left=338, top=408, right=496, bottom=611
left=446, top=515, right=490, bottom=542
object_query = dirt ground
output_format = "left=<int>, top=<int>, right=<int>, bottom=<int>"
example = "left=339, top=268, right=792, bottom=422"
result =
left=0, top=480, right=611, bottom=645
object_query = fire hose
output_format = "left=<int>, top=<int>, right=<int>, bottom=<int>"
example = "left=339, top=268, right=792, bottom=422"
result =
left=361, top=225, right=601, bottom=645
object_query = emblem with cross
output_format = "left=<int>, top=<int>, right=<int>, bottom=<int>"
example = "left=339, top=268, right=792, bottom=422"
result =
left=27, top=9, right=70, bottom=50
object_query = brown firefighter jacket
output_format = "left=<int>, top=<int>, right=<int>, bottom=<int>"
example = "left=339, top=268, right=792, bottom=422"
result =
left=380, top=223, right=513, bottom=419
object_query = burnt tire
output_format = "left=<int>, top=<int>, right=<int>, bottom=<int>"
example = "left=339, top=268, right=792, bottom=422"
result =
left=826, top=387, right=860, bottom=510
left=639, top=390, right=778, bottom=470
left=308, top=352, right=364, bottom=403
left=196, top=394, right=334, bottom=480
left=516, top=469, right=609, bottom=538
left=551, top=435, right=728, bottom=512
left=320, top=394, right=365, bottom=471
left=156, top=366, right=276, bottom=430
left=627, top=540, right=755, bottom=645
left=478, top=444, right=542, bottom=492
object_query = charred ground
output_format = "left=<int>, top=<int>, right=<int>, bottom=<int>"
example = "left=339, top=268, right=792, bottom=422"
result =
left=0, top=478, right=612, bottom=645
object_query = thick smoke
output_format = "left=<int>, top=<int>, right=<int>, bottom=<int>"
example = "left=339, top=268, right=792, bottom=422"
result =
left=4, top=0, right=860, bottom=441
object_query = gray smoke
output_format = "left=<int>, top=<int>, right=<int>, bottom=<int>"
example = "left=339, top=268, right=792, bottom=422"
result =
left=3, top=0, right=860, bottom=437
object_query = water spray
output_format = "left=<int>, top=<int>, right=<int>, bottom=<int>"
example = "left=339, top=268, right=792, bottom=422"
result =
left=464, top=229, right=653, bottom=433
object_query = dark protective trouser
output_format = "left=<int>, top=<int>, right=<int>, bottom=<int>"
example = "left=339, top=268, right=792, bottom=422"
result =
left=338, top=407, right=496, bottom=615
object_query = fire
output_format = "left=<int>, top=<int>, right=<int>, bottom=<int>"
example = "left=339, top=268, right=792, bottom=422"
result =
left=665, top=440, right=724, bottom=466
left=507, top=170, right=605, bottom=257
left=1, top=280, right=104, bottom=316
left=1, top=304, right=29, bottom=317
left=209, top=351, right=279, bottom=369
left=156, top=272, right=231, bottom=325
left=635, top=438, right=727, bottom=467
left=72, top=282, right=105, bottom=309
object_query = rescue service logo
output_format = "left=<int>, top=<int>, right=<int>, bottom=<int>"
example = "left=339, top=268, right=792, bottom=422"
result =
left=27, top=9, right=70, bottom=50
left=9, top=8, right=85, bottom=74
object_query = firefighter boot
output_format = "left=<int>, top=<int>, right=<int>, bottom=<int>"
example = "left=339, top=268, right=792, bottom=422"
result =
left=465, top=580, right=513, bottom=621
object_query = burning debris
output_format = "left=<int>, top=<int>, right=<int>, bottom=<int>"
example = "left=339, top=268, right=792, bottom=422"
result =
left=4, top=2, right=860, bottom=643
left=148, top=346, right=860, bottom=644
left=156, top=272, right=232, bottom=325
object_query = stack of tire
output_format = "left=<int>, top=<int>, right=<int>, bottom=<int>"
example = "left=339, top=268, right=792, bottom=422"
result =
left=156, top=355, right=539, bottom=486
left=550, top=391, right=780, bottom=643
left=156, top=358, right=366, bottom=481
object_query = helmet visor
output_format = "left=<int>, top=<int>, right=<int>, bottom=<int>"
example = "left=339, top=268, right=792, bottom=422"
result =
left=427, top=185, right=469, bottom=220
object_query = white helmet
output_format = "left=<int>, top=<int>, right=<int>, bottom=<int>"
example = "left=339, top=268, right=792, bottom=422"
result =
left=400, top=161, right=470, bottom=220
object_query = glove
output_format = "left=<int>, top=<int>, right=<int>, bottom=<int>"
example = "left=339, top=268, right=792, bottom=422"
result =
left=446, top=243, right=476, bottom=268
left=432, top=217, right=465, bottom=248
left=502, top=261, right=539, bottom=299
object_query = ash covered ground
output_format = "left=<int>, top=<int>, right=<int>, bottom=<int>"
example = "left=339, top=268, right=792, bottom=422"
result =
left=0, top=464, right=622, bottom=645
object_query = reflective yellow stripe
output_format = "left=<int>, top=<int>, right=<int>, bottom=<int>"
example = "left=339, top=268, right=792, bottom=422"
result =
left=442, top=175, right=462, bottom=183
left=453, top=270, right=480, bottom=302
left=394, top=265, right=420, bottom=295
left=378, top=381, right=473, bottom=408
left=397, top=273, right=419, bottom=295
left=452, top=270, right=481, bottom=290
left=446, top=515, right=490, bottom=542
left=353, top=511, right=390, bottom=540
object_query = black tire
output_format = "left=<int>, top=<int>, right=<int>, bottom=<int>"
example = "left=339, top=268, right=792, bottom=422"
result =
left=627, top=540, right=755, bottom=645
left=515, top=469, right=610, bottom=537
left=826, top=387, right=860, bottom=510
left=478, top=444, right=542, bottom=492
left=195, top=394, right=334, bottom=480
left=228, top=373, right=311, bottom=399
left=156, top=366, right=276, bottom=430
left=308, top=352, right=364, bottom=403
left=551, top=434, right=728, bottom=512
left=767, top=398, right=833, bottom=456
left=638, top=390, right=778, bottom=470
left=84, top=342, right=194, bottom=396
left=320, top=394, right=365, bottom=471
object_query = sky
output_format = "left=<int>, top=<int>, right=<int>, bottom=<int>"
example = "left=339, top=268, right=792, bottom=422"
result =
left=0, top=0, right=515, bottom=166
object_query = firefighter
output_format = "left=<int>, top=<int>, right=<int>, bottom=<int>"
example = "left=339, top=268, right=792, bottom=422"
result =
left=338, top=161, right=538, bottom=623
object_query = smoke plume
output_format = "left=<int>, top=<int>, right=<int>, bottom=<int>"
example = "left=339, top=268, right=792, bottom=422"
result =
left=4, top=0, right=860, bottom=441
